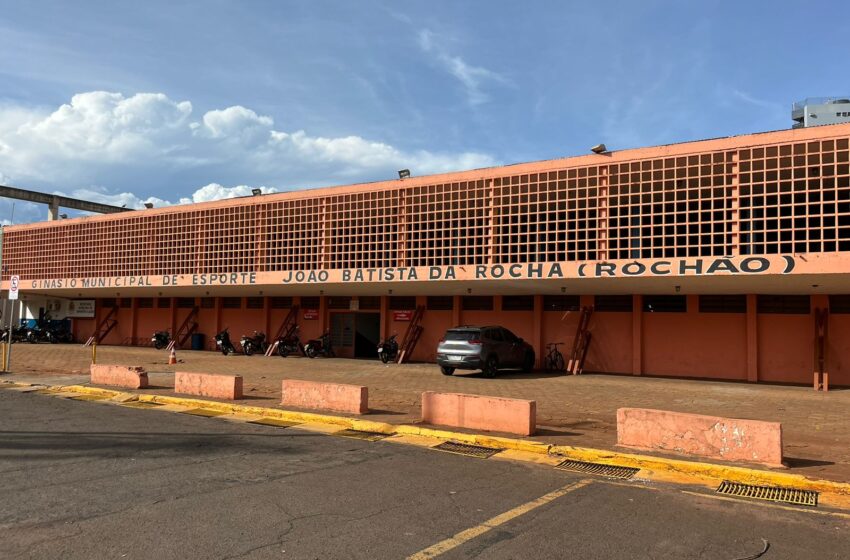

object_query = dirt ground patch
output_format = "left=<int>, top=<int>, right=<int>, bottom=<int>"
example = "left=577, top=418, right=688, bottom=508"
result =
left=6, top=343, right=850, bottom=481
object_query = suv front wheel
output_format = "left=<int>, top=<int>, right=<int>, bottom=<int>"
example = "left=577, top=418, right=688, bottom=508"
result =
left=440, top=366, right=455, bottom=376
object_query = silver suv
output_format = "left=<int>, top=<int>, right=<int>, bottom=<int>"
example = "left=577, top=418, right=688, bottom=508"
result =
left=436, top=326, right=535, bottom=378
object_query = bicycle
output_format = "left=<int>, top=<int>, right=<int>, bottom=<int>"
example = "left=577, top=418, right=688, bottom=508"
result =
left=544, top=342, right=566, bottom=373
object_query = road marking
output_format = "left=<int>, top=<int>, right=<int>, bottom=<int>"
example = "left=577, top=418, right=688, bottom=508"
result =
left=406, top=480, right=591, bottom=559
left=680, top=490, right=850, bottom=519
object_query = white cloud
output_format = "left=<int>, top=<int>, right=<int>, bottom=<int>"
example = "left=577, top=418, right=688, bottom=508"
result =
left=418, top=29, right=506, bottom=106
left=0, top=91, right=498, bottom=218
left=52, top=183, right=278, bottom=210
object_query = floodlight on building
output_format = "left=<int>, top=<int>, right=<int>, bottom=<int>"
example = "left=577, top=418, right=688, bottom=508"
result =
left=398, top=169, right=411, bottom=179
left=590, top=144, right=608, bottom=154
left=252, top=188, right=262, bottom=196
left=144, top=202, right=154, bottom=209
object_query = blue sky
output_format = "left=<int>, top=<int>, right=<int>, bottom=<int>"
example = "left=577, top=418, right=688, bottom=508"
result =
left=1, top=0, right=849, bottom=223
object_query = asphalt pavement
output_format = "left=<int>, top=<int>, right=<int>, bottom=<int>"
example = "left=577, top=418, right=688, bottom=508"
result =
left=1, top=388, right=847, bottom=559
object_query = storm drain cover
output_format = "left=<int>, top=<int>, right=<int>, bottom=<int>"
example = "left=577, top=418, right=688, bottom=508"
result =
left=334, top=429, right=388, bottom=442
left=70, top=394, right=111, bottom=402
left=716, top=480, right=818, bottom=507
left=433, top=441, right=503, bottom=459
left=248, top=418, right=301, bottom=428
left=555, top=459, right=639, bottom=480
left=120, top=401, right=165, bottom=409
left=180, top=408, right=228, bottom=418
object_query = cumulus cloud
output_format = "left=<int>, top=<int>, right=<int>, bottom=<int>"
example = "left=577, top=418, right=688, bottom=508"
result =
left=0, top=91, right=498, bottom=223
left=418, top=29, right=507, bottom=106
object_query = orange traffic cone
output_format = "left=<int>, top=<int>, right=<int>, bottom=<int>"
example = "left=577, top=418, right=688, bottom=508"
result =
left=168, top=347, right=177, bottom=365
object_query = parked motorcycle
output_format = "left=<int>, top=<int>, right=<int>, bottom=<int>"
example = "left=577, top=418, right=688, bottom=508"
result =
left=276, top=326, right=303, bottom=357
left=240, top=331, right=269, bottom=356
left=377, top=333, right=399, bottom=364
left=1, top=326, right=28, bottom=343
left=152, top=330, right=171, bottom=350
left=304, top=330, right=334, bottom=359
left=215, top=328, right=237, bottom=355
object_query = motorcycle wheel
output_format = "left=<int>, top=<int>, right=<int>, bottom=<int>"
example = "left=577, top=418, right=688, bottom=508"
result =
left=154, top=340, right=166, bottom=350
left=305, top=345, right=318, bottom=359
left=243, top=343, right=254, bottom=356
left=380, top=352, right=390, bottom=364
left=278, top=344, right=289, bottom=358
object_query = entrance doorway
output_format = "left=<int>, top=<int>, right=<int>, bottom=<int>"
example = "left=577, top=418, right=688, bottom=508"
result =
left=330, top=312, right=381, bottom=359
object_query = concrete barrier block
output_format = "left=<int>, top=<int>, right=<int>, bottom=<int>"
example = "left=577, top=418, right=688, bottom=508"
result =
left=90, top=364, right=149, bottom=389
left=421, top=391, right=536, bottom=436
left=175, top=371, right=243, bottom=400
left=617, top=407, right=783, bottom=467
left=281, top=380, right=368, bottom=414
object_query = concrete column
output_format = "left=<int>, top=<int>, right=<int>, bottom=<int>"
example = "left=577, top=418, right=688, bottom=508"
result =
left=319, top=296, right=328, bottom=333
left=380, top=296, right=389, bottom=340
left=263, top=296, right=271, bottom=338
left=532, top=295, right=544, bottom=368
left=452, top=295, right=462, bottom=327
left=632, top=294, right=642, bottom=376
left=169, top=297, right=177, bottom=340
left=130, top=297, right=138, bottom=346
left=214, top=297, right=222, bottom=347
left=48, top=196, right=60, bottom=221
left=746, top=294, right=758, bottom=382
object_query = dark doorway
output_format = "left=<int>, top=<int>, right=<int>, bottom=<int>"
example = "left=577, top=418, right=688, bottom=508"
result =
left=354, top=313, right=381, bottom=358
left=331, top=312, right=382, bottom=359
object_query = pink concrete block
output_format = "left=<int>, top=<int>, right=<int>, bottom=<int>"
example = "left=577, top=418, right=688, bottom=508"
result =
left=281, top=380, right=368, bottom=415
left=90, top=364, right=149, bottom=389
left=616, top=407, right=783, bottom=467
left=421, top=391, right=536, bottom=436
left=175, top=371, right=243, bottom=400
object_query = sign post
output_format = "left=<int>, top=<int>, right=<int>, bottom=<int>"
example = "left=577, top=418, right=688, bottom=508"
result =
left=4, top=275, right=18, bottom=373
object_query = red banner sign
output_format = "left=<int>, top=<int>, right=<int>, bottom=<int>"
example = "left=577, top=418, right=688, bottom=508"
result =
left=393, top=310, right=413, bottom=321
left=303, top=309, right=319, bottom=320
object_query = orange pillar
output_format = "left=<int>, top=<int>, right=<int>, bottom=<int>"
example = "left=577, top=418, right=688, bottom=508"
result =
left=452, top=295, right=462, bottom=327
left=533, top=295, right=544, bottom=368
left=746, top=294, right=758, bottom=382
left=632, top=294, right=642, bottom=376
left=380, top=296, right=389, bottom=340
left=130, top=297, right=138, bottom=346
left=263, top=296, right=271, bottom=337
left=319, top=296, right=328, bottom=333
left=169, top=297, right=177, bottom=339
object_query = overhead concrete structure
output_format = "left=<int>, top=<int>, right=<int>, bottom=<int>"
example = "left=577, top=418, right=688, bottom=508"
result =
left=4, top=123, right=850, bottom=386
left=0, top=184, right=132, bottom=220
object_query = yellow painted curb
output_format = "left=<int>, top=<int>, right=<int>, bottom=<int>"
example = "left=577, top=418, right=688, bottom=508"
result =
left=548, top=444, right=850, bottom=497
left=31, top=382, right=850, bottom=502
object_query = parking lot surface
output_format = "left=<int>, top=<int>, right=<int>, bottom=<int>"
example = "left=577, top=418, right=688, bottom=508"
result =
left=2, top=388, right=848, bottom=559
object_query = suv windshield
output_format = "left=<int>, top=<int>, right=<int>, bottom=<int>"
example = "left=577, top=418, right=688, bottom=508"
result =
left=445, top=330, right=480, bottom=341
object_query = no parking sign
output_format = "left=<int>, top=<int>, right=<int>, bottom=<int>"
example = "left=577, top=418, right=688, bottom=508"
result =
left=8, top=275, right=19, bottom=300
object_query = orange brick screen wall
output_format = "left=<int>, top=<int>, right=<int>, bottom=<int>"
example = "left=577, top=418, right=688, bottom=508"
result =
left=3, top=127, right=850, bottom=280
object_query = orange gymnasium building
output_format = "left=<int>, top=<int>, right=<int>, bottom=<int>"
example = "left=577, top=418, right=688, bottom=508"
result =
left=3, top=123, right=850, bottom=387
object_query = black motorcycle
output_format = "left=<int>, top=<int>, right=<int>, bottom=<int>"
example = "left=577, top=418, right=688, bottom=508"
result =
left=240, top=331, right=268, bottom=356
left=277, top=326, right=303, bottom=357
left=215, top=328, right=237, bottom=355
left=377, top=333, right=399, bottom=364
left=152, top=330, right=170, bottom=350
left=304, top=330, right=334, bottom=359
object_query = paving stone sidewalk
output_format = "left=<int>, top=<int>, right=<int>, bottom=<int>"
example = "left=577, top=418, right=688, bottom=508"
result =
left=5, top=344, right=849, bottom=482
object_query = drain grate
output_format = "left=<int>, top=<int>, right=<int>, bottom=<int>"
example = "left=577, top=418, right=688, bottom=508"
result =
left=180, top=408, right=228, bottom=418
left=120, top=401, right=165, bottom=409
left=248, top=418, right=301, bottom=428
left=716, top=480, right=818, bottom=507
left=555, top=459, right=640, bottom=480
left=334, top=429, right=388, bottom=442
left=433, top=441, right=503, bottom=459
